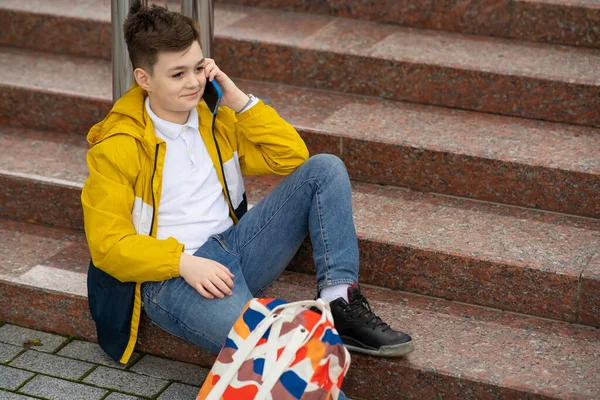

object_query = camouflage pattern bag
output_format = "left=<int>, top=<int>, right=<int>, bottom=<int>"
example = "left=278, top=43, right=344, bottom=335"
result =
left=197, top=298, right=351, bottom=400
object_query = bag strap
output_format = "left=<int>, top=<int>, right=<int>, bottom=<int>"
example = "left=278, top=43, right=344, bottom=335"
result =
left=263, top=314, right=283, bottom=373
left=255, top=326, right=311, bottom=399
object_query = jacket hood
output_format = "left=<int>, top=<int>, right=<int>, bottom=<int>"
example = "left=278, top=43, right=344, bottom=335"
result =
left=87, top=84, right=157, bottom=157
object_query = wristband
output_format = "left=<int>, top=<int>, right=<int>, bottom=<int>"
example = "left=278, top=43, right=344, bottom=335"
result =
left=237, top=94, right=258, bottom=113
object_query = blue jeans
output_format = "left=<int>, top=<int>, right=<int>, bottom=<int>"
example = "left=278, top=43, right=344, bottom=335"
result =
left=142, top=154, right=357, bottom=398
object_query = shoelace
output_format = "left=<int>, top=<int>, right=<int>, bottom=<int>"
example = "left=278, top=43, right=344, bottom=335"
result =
left=346, top=295, right=391, bottom=331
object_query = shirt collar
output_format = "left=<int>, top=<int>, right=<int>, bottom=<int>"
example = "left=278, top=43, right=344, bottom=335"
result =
left=145, top=97, right=199, bottom=140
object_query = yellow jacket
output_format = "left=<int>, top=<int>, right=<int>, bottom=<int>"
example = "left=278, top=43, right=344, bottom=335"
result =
left=82, top=85, right=309, bottom=363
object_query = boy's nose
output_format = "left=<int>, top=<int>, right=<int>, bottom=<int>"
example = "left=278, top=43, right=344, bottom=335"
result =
left=187, top=73, right=201, bottom=88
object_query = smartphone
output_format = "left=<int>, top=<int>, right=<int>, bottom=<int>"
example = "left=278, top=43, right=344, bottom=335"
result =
left=203, top=79, right=222, bottom=114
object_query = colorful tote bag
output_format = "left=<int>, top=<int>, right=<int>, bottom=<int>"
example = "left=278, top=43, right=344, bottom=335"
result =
left=197, top=298, right=351, bottom=400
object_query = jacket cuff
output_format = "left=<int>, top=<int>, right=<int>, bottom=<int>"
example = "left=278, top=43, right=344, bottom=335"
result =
left=170, top=244, right=185, bottom=278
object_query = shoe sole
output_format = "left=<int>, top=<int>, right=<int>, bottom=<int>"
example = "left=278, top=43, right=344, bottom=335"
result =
left=343, top=340, right=415, bottom=357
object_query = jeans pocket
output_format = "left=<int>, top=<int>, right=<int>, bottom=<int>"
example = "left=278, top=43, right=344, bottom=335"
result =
left=211, top=233, right=238, bottom=257
left=142, top=280, right=167, bottom=305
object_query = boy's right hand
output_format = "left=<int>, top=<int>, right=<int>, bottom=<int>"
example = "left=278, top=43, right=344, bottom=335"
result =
left=179, top=253, right=235, bottom=299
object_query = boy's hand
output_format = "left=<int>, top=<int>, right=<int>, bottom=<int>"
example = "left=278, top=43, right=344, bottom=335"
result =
left=203, top=58, right=250, bottom=112
left=179, top=253, right=235, bottom=299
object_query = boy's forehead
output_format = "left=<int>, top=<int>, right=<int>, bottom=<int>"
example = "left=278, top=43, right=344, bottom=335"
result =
left=156, top=42, right=204, bottom=70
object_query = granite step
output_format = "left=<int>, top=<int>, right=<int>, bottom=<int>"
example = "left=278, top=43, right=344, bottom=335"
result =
left=0, top=225, right=599, bottom=400
left=216, top=0, right=600, bottom=48
left=1, top=2, right=600, bottom=127
left=1, top=128, right=599, bottom=326
left=1, top=48, right=599, bottom=217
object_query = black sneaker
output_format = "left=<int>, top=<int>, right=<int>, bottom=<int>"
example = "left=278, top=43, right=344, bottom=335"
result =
left=328, top=284, right=414, bottom=357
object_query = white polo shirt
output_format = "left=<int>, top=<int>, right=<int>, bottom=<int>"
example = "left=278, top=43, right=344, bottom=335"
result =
left=145, top=98, right=233, bottom=255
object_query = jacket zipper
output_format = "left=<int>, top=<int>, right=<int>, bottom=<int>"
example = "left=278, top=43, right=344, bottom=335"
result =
left=211, top=113, right=234, bottom=213
left=148, top=144, right=159, bottom=237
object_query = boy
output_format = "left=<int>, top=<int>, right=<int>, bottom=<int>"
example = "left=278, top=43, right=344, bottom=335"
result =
left=82, top=0, right=414, bottom=387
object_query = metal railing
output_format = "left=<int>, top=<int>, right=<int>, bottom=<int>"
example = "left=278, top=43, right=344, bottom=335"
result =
left=181, top=0, right=214, bottom=60
left=112, top=0, right=214, bottom=102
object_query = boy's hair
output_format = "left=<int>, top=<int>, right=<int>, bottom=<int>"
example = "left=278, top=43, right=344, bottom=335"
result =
left=123, top=1, right=201, bottom=74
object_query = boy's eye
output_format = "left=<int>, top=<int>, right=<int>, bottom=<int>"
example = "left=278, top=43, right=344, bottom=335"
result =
left=172, top=72, right=183, bottom=78
left=196, top=66, right=204, bottom=72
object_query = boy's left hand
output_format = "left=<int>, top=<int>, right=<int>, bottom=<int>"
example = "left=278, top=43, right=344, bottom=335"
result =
left=203, top=58, right=250, bottom=113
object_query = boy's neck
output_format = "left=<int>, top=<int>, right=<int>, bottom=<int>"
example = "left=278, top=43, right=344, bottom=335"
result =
left=147, top=97, right=191, bottom=125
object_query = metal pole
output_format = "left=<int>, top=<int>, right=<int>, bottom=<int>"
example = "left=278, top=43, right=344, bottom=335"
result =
left=112, top=0, right=148, bottom=102
left=181, top=0, right=214, bottom=58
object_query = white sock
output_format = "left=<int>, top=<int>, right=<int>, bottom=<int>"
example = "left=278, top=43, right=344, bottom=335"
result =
left=319, top=284, right=350, bottom=303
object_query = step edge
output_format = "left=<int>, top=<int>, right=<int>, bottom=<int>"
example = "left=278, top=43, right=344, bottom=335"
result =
left=1, top=69, right=598, bottom=178
left=2, top=5, right=599, bottom=86
left=2, top=169, right=597, bottom=268
left=1, top=273, right=599, bottom=399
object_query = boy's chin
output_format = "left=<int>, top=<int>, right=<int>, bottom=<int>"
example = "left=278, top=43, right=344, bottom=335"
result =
left=174, top=101, right=199, bottom=112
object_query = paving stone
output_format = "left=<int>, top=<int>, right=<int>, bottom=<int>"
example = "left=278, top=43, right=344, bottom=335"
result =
left=0, top=325, right=67, bottom=353
left=0, top=365, right=34, bottom=390
left=57, top=340, right=137, bottom=369
left=0, top=343, right=22, bottom=363
left=9, top=350, right=94, bottom=380
left=0, top=391, right=37, bottom=399
left=103, top=393, right=142, bottom=400
left=130, top=355, right=209, bottom=386
left=157, top=382, right=199, bottom=400
left=83, top=366, right=168, bottom=398
left=20, top=375, right=106, bottom=400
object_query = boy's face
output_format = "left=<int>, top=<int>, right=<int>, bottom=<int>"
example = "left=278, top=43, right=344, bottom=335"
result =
left=137, top=40, right=206, bottom=124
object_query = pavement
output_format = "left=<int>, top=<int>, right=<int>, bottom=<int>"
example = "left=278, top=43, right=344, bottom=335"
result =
left=0, top=322, right=207, bottom=400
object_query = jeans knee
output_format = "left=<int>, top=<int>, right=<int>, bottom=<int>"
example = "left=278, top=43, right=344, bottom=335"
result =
left=306, top=154, right=347, bottom=180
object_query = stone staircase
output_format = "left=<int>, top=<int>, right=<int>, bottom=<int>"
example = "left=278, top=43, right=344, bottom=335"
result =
left=1, top=0, right=599, bottom=398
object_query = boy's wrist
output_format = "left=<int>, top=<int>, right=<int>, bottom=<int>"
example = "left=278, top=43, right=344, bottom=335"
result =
left=229, top=89, right=250, bottom=113
left=178, top=252, right=191, bottom=278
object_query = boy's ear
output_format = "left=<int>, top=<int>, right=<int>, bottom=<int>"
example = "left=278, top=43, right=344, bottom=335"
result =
left=134, top=67, right=152, bottom=92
